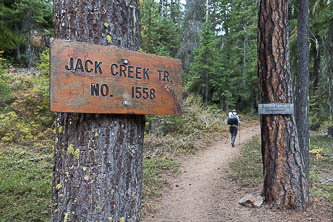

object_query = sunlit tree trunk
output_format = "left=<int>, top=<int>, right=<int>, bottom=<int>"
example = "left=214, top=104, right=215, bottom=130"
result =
left=51, top=1, right=144, bottom=221
left=258, top=0, right=309, bottom=210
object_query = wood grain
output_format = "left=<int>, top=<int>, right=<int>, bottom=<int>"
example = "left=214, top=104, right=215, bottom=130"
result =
left=50, top=39, right=182, bottom=115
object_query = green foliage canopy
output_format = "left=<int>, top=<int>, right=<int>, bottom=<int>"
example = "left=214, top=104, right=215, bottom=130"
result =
left=141, top=0, right=183, bottom=57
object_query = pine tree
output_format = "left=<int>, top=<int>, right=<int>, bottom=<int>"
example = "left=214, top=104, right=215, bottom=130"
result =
left=177, top=0, right=204, bottom=72
left=141, top=0, right=182, bottom=57
left=0, top=0, right=52, bottom=65
left=0, top=2, right=23, bottom=51
left=188, top=23, right=218, bottom=104
left=212, top=0, right=258, bottom=110
left=52, top=0, right=145, bottom=221
left=258, top=0, right=309, bottom=209
left=295, top=0, right=310, bottom=186
left=308, top=0, right=333, bottom=122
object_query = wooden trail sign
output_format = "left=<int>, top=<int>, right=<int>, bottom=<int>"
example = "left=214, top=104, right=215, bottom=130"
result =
left=50, top=39, right=182, bottom=115
left=258, top=103, right=294, bottom=115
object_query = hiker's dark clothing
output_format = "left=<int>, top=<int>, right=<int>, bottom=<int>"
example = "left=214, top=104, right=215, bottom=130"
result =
left=229, top=125, right=238, bottom=145
left=228, top=111, right=240, bottom=146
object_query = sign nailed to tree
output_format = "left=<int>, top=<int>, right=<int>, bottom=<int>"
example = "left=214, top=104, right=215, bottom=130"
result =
left=50, top=39, right=182, bottom=115
left=258, top=103, right=294, bottom=115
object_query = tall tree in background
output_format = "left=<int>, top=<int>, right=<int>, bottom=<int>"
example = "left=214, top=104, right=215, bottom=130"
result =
left=188, top=23, right=218, bottom=103
left=52, top=1, right=145, bottom=221
left=0, top=0, right=52, bottom=66
left=322, top=0, right=333, bottom=120
left=181, top=0, right=258, bottom=109
left=177, top=0, right=204, bottom=72
left=258, top=0, right=309, bottom=210
left=326, top=22, right=333, bottom=121
left=295, top=0, right=310, bottom=185
left=309, top=0, right=333, bottom=123
left=141, top=0, right=182, bottom=57
left=213, top=0, right=258, bottom=110
left=0, top=2, right=22, bottom=52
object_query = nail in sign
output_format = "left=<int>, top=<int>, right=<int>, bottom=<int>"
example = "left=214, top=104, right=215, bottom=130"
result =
left=50, top=39, right=182, bottom=115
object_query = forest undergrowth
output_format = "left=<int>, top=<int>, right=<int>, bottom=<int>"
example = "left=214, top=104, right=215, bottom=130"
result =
left=0, top=61, right=331, bottom=220
left=229, top=133, right=333, bottom=219
left=0, top=65, right=256, bottom=220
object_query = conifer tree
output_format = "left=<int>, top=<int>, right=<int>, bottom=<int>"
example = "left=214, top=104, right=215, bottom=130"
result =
left=188, top=23, right=218, bottom=104
left=141, top=0, right=182, bottom=57
left=177, top=0, right=204, bottom=72
left=295, top=0, right=310, bottom=184
left=0, top=0, right=52, bottom=65
left=52, top=0, right=144, bottom=221
left=258, top=0, right=309, bottom=209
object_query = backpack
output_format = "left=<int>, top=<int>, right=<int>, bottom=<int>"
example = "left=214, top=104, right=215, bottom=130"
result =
left=227, top=115, right=238, bottom=125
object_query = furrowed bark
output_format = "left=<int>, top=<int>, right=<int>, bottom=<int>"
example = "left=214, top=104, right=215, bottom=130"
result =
left=295, top=0, right=310, bottom=186
left=258, top=0, right=309, bottom=210
left=52, top=1, right=144, bottom=221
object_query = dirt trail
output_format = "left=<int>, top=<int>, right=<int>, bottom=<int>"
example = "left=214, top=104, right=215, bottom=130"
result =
left=144, top=125, right=260, bottom=222
left=143, top=125, right=332, bottom=222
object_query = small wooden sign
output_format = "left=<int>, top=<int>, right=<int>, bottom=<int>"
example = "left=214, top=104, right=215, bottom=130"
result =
left=50, top=39, right=182, bottom=115
left=258, top=104, right=294, bottom=115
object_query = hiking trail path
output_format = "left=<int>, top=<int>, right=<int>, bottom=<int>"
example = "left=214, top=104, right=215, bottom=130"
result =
left=143, top=125, right=329, bottom=222
left=144, top=125, right=260, bottom=222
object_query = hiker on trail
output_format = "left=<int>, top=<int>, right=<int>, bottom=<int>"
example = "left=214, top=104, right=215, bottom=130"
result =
left=227, top=109, right=240, bottom=147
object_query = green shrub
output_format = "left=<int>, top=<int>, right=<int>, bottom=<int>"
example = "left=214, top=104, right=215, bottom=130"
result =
left=0, top=49, right=55, bottom=146
left=39, top=49, right=50, bottom=77
left=144, top=94, right=228, bottom=156
left=146, top=94, right=226, bottom=135
left=0, top=51, right=14, bottom=107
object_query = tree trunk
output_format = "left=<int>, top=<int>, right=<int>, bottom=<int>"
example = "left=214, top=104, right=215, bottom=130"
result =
left=326, top=23, right=333, bottom=121
left=258, top=0, right=309, bottom=210
left=205, top=0, right=209, bottom=23
left=148, top=0, right=153, bottom=53
left=205, top=71, right=209, bottom=104
left=328, top=126, right=333, bottom=139
left=176, top=0, right=203, bottom=72
left=16, top=46, right=21, bottom=64
left=26, top=38, right=33, bottom=68
left=242, top=21, right=248, bottom=86
left=159, top=0, right=166, bottom=17
left=295, top=0, right=310, bottom=188
left=52, top=1, right=144, bottom=222
left=14, top=24, right=22, bottom=64
left=219, top=96, right=224, bottom=110
left=313, top=37, right=321, bottom=93
left=26, top=6, right=33, bottom=69
left=252, top=88, right=257, bottom=113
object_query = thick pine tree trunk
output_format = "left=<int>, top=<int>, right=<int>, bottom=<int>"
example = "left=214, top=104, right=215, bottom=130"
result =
left=295, top=0, right=310, bottom=188
left=258, top=0, right=309, bottom=210
left=51, top=1, right=144, bottom=221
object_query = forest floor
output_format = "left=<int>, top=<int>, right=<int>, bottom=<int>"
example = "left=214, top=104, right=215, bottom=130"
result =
left=143, top=125, right=332, bottom=222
